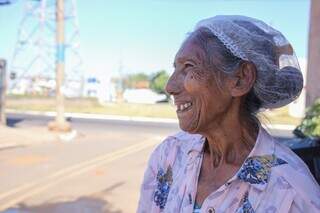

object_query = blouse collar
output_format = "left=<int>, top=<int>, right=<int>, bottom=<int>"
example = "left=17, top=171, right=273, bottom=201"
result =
left=184, top=126, right=287, bottom=191
left=185, top=125, right=274, bottom=156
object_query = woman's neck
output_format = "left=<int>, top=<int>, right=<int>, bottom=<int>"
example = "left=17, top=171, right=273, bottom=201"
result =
left=201, top=110, right=258, bottom=169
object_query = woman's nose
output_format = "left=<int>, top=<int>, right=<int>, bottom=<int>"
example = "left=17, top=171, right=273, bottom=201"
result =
left=165, top=72, right=182, bottom=95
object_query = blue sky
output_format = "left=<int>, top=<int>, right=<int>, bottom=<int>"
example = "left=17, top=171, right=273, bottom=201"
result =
left=0, top=0, right=311, bottom=80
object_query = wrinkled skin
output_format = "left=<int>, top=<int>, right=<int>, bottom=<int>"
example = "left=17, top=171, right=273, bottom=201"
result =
left=166, top=36, right=258, bottom=206
left=166, top=38, right=233, bottom=135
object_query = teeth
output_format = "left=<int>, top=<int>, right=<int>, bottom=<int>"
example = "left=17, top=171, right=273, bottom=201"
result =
left=178, top=102, right=192, bottom=111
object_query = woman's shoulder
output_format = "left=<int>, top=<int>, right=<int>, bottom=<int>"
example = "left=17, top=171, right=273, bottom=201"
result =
left=272, top=139, right=318, bottom=185
left=148, top=131, right=203, bottom=168
left=154, top=131, right=202, bottom=154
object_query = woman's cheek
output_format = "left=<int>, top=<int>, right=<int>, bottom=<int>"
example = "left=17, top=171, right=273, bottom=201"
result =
left=184, top=72, right=202, bottom=93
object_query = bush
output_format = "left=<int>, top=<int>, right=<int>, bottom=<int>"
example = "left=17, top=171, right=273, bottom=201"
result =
left=295, top=99, right=320, bottom=138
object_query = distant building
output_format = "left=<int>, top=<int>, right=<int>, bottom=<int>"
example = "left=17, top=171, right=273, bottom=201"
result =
left=84, top=77, right=100, bottom=98
left=10, top=76, right=55, bottom=96
left=133, top=81, right=150, bottom=89
left=83, top=76, right=117, bottom=103
left=9, top=75, right=82, bottom=98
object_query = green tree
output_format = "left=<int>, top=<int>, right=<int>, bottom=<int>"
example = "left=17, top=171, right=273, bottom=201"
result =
left=295, top=98, right=320, bottom=138
left=150, top=70, right=169, bottom=94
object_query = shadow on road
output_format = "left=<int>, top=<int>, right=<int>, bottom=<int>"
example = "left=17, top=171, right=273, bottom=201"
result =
left=0, top=145, right=25, bottom=152
left=6, top=118, right=24, bottom=128
left=3, top=182, right=125, bottom=213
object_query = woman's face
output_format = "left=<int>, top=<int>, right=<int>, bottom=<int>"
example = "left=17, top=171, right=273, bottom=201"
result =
left=166, top=38, right=233, bottom=134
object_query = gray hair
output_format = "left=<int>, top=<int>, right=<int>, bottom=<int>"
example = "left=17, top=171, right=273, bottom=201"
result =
left=194, top=15, right=303, bottom=109
left=187, top=28, right=262, bottom=117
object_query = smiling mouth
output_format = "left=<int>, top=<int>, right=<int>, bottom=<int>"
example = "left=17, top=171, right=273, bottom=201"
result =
left=176, top=102, right=193, bottom=113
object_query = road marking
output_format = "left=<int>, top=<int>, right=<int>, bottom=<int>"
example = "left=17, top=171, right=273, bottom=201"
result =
left=0, top=139, right=160, bottom=211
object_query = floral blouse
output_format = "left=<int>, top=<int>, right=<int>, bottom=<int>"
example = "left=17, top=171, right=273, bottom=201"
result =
left=137, top=127, right=320, bottom=213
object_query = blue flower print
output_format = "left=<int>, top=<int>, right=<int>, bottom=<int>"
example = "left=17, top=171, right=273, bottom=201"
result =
left=154, top=165, right=173, bottom=209
left=237, top=155, right=287, bottom=184
left=238, top=192, right=254, bottom=213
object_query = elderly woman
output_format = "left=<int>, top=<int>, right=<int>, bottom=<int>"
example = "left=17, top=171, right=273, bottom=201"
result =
left=137, top=16, right=320, bottom=213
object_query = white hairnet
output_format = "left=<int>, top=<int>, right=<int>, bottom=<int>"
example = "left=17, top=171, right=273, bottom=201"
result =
left=194, top=15, right=303, bottom=109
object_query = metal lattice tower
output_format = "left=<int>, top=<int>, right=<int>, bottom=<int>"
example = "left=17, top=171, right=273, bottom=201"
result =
left=10, top=0, right=83, bottom=96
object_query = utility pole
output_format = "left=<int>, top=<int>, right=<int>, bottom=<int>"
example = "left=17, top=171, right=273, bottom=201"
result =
left=116, top=59, right=124, bottom=103
left=306, top=0, right=320, bottom=107
left=48, top=0, right=70, bottom=132
left=0, top=59, right=6, bottom=126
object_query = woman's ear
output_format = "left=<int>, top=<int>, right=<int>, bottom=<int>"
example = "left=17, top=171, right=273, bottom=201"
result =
left=229, top=62, right=256, bottom=97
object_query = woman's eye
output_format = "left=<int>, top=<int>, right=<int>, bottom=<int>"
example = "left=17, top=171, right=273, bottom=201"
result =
left=185, top=63, right=194, bottom=68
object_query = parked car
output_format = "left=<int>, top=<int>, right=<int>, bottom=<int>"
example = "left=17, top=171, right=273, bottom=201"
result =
left=123, top=89, right=167, bottom=104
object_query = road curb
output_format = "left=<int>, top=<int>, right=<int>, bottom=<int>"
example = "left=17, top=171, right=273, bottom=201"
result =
left=6, top=109, right=179, bottom=123
left=6, top=109, right=296, bottom=130
left=0, top=142, right=19, bottom=149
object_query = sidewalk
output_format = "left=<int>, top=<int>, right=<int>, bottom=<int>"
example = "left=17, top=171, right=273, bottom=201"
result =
left=0, top=125, right=58, bottom=149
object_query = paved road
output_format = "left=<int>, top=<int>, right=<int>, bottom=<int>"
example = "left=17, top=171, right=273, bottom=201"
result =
left=5, top=112, right=293, bottom=138
left=0, top=113, right=294, bottom=213
left=1, top=113, right=181, bottom=213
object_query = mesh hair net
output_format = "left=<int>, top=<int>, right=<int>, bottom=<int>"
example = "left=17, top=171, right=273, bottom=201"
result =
left=195, top=15, right=303, bottom=109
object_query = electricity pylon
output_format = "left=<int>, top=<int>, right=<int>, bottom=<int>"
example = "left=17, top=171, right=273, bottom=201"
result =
left=10, top=0, right=83, bottom=95
left=10, top=0, right=84, bottom=131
